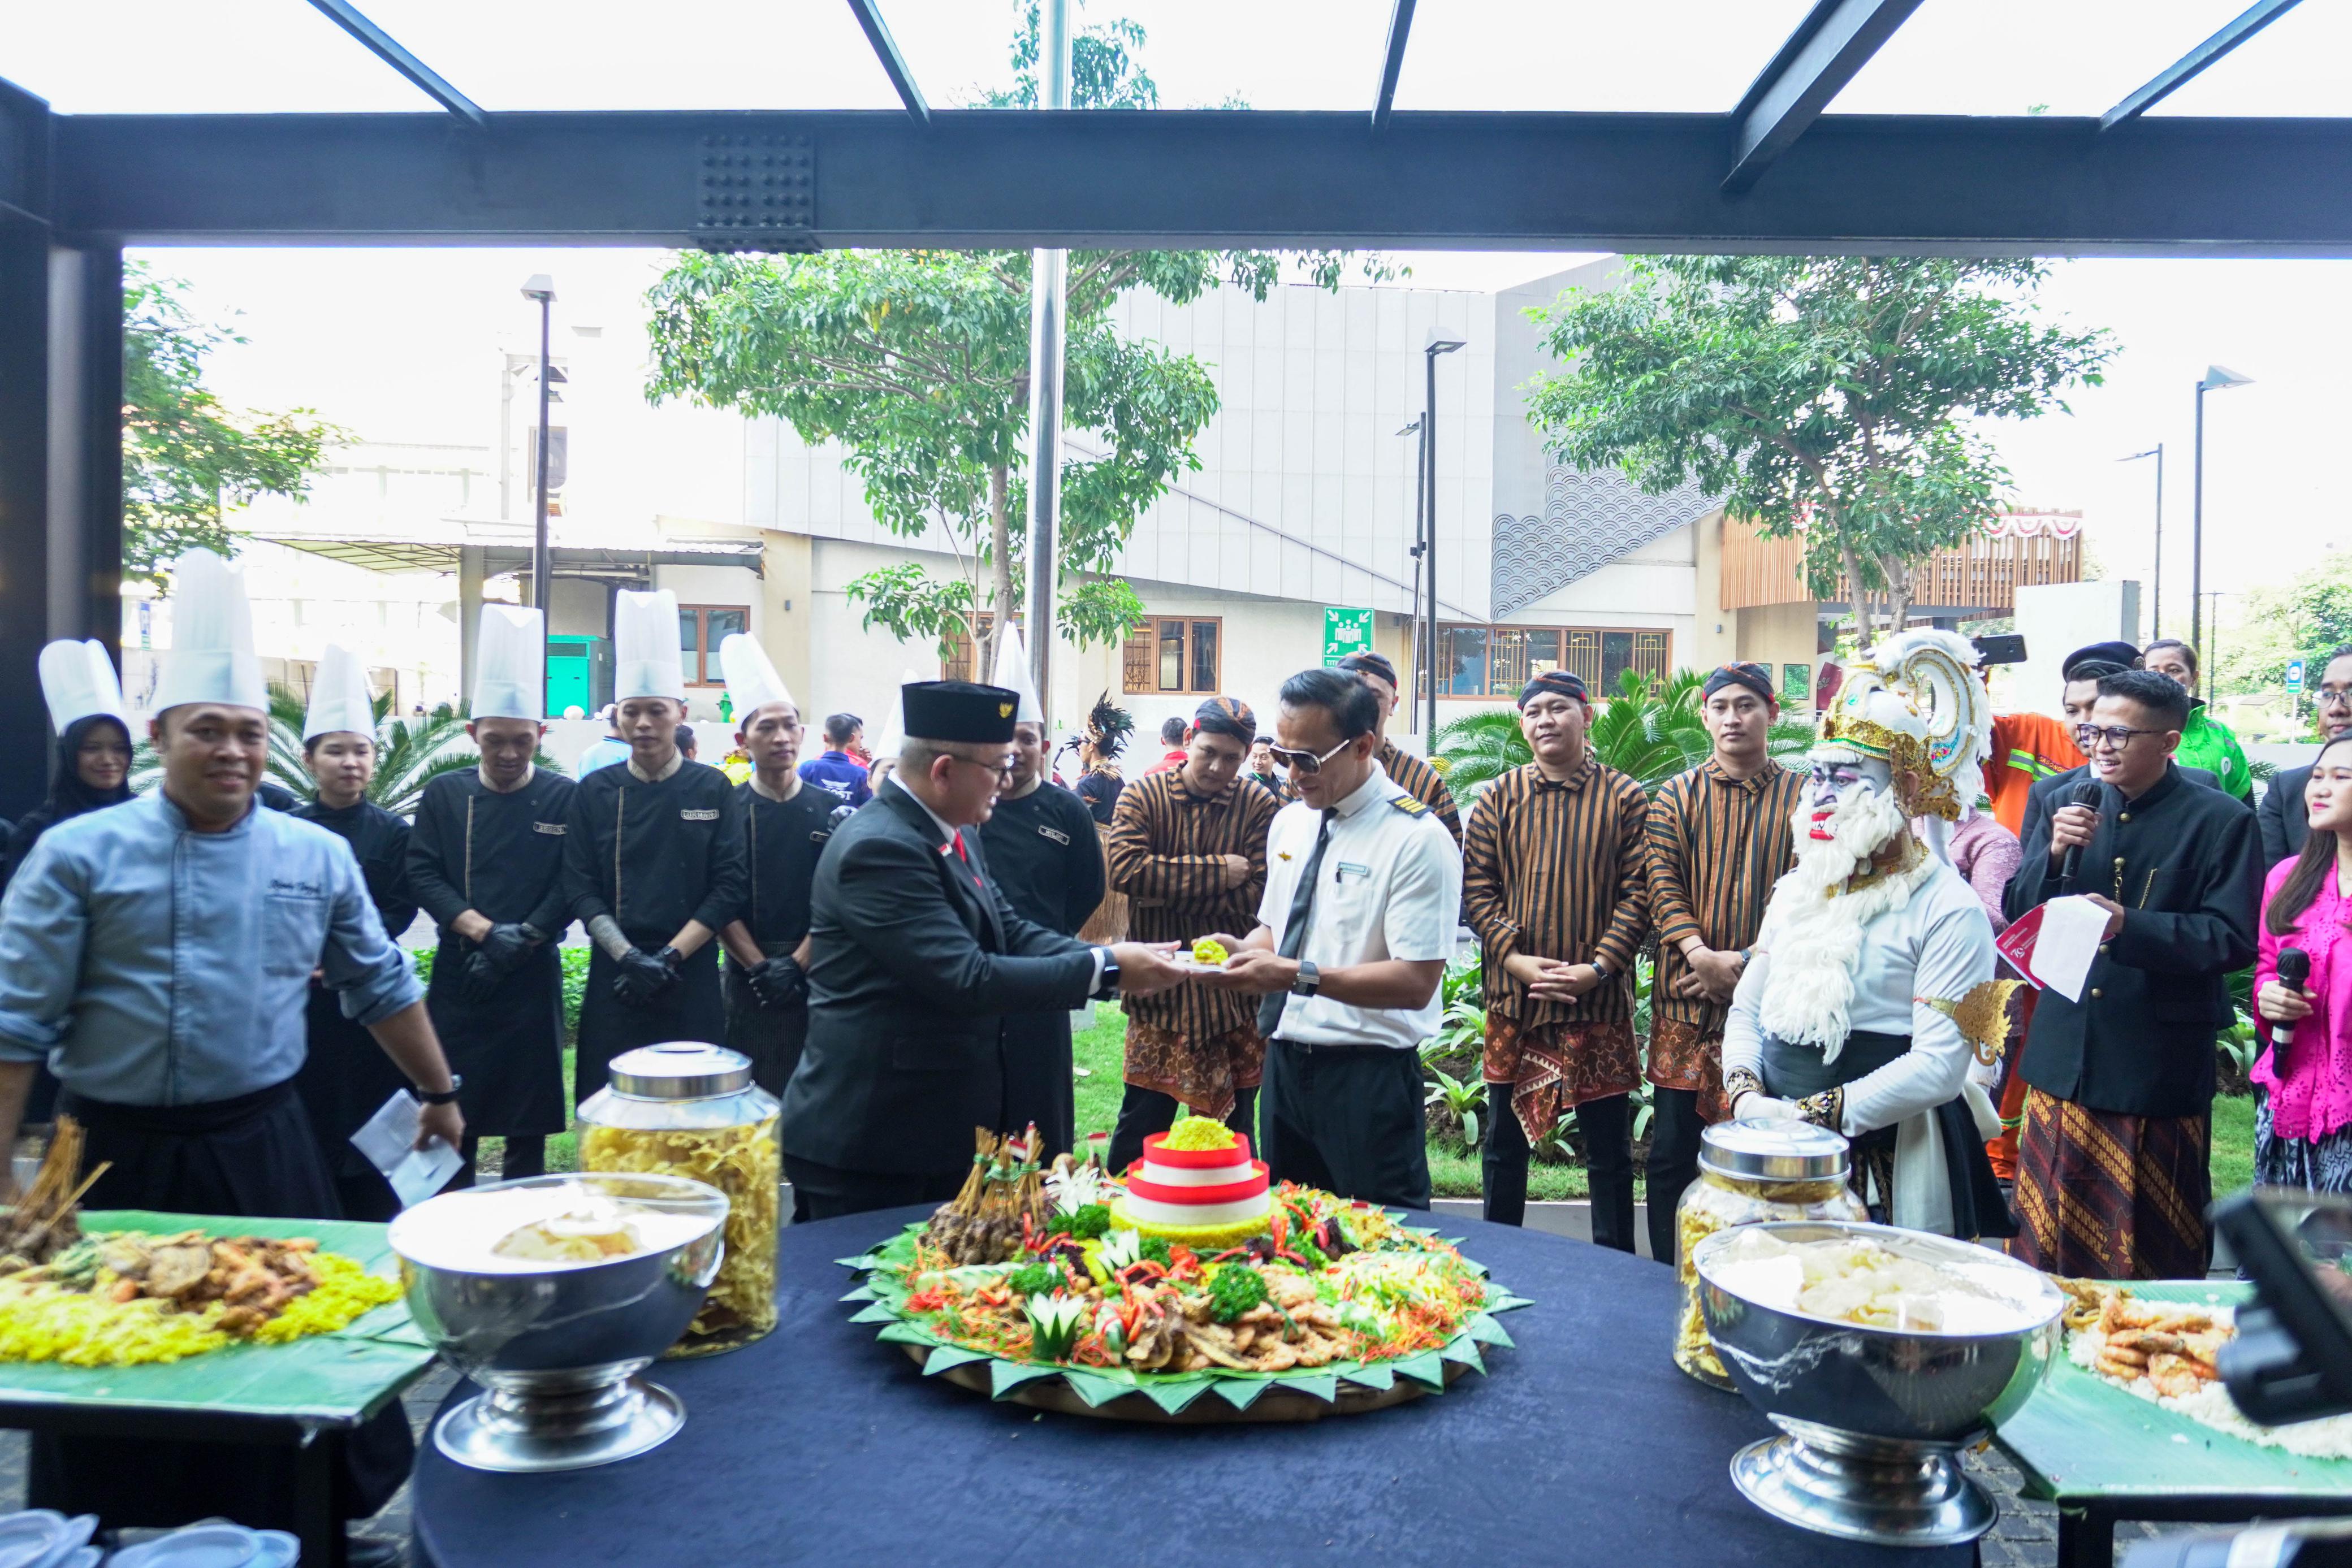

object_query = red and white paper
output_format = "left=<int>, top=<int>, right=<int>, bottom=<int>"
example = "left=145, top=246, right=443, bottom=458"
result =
left=1994, top=896, right=2109, bottom=1003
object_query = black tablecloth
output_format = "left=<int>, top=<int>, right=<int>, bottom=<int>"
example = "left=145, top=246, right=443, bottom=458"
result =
left=413, top=1207, right=1969, bottom=1567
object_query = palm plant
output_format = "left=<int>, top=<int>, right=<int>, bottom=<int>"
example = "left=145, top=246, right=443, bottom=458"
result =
left=1432, top=666, right=1815, bottom=799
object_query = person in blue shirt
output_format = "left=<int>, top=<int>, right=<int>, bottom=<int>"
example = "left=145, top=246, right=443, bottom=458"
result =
left=574, top=704, right=633, bottom=775
left=800, top=711, right=874, bottom=807
left=0, top=549, right=464, bottom=1547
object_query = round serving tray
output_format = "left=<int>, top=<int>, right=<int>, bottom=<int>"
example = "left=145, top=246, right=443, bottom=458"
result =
left=901, top=1344, right=1466, bottom=1423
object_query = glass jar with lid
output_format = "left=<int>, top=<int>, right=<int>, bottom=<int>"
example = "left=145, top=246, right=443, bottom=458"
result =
left=579, top=1043, right=780, bottom=1357
left=1672, top=1119, right=1867, bottom=1389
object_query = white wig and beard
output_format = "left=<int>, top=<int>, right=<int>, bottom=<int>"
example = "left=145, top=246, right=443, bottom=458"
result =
left=1751, top=755, right=1934, bottom=1062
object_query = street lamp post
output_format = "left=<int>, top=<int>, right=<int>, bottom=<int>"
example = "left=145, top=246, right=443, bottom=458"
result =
left=1398, top=417, right=1423, bottom=733
left=521, top=275, right=557, bottom=652
left=1422, top=328, right=1465, bottom=742
left=2191, top=365, right=2253, bottom=667
left=2120, top=444, right=2163, bottom=639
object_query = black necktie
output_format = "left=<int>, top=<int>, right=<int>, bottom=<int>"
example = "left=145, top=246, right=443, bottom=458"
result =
left=1258, top=808, right=1337, bottom=1038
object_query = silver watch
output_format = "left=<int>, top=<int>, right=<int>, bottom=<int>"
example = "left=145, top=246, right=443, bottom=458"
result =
left=1291, top=960, right=1321, bottom=998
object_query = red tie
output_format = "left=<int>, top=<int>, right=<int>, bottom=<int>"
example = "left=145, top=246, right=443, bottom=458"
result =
left=952, top=830, right=968, bottom=861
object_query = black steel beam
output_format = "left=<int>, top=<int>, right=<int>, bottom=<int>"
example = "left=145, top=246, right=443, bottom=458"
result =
left=2102, top=0, right=2303, bottom=131
left=45, top=108, right=2352, bottom=258
left=304, top=0, right=488, bottom=128
left=0, top=78, right=50, bottom=226
left=1370, top=0, right=1417, bottom=133
left=1724, top=0, right=1925, bottom=192
left=843, top=0, right=929, bottom=127
left=0, top=226, right=49, bottom=817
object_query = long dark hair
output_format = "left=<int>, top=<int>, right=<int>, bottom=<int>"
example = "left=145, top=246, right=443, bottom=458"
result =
left=2267, top=733, right=2352, bottom=935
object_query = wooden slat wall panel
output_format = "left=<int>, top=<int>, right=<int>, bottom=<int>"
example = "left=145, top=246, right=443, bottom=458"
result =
left=1719, top=518, right=2082, bottom=612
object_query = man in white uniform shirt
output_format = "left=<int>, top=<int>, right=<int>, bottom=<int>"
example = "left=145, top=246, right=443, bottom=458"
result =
left=1209, top=668, right=1460, bottom=1209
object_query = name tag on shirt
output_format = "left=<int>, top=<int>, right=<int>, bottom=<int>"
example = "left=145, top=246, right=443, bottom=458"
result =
left=1038, top=825, right=1071, bottom=846
left=533, top=821, right=566, bottom=835
left=680, top=808, right=721, bottom=822
left=1335, top=861, right=1373, bottom=883
left=268, top=876, right=325, bottom=899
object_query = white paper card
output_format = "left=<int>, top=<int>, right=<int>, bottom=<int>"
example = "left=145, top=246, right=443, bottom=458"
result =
left=2033, top=895, right=2110, bottom=1004
left=352, top=1090, right=464, bottom=1210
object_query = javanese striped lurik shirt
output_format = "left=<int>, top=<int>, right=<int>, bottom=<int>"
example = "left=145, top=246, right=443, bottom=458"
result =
left=1377, top=739, right=1462, bottom=845
left=1462, top=756, right=1650, bottom=1026
left=1106, top=769, right=1283, bottom=1039
left=1645, top=757, right=1806, bottom=1034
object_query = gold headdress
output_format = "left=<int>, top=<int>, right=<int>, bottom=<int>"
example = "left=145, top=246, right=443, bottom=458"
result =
left=1811, top=628, right=1990, bottom=822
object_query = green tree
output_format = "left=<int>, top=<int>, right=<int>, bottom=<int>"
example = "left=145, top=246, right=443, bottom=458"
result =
left=122, top=263, right=343, bottom=586
left=643, top=7, right=1379, bottom=669
left=1525, top=258, right=2111, bottom=642
left=2215, top=552, right=2352, bottom=699
left=1431, top=668, right=1813, bottom=798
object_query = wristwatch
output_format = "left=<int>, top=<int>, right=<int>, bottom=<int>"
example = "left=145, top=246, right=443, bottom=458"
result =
left=414, top=1074, right=464, bottom=1106
left=1291, top=960, right=1321, bottom=999
left=1092, top=950, right=1121, bottom=1002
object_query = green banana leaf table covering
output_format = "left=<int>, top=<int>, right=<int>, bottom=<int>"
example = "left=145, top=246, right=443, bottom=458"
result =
left=0, top=1210, right=433, bottom=1568
left=1992, top=1279, right=2352, bottom=1567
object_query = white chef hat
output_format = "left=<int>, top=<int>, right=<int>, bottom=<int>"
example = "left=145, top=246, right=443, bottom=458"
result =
left=876, top=666, right=919, bottom=756
left=718, top=632, right=793, bottom=721
left=304, top=643, right=378, bottom=741
left=473, top=604, right=546, bottom=724
left=613, top=588, right=686, bottom=702
left=37, top=639, right=128, bottom=734
left=152, top=548, right=267, bottom=714
left=990, top=624, right=1044, bottom=726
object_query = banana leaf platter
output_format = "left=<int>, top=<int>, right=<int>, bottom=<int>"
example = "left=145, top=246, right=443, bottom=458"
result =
left=840, top=1216, right=1531, bottom=1424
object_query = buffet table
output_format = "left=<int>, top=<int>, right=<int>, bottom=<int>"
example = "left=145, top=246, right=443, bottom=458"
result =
left=411, top=1206, right=1969, bottom=1568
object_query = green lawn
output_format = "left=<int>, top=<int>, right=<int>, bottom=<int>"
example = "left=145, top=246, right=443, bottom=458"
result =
left=480, top=987, right=2265, bottom=1210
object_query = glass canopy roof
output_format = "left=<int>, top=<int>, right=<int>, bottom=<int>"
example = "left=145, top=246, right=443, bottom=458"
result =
left=6, top=0, right=2344, bottom=118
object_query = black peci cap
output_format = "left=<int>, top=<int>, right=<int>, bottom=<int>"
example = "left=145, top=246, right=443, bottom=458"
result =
left=1338, top=651, right=1399, bottom=688
left=2061, top=640, right=2141, bottom=682
left=901, top=681, right=1021, bottom=744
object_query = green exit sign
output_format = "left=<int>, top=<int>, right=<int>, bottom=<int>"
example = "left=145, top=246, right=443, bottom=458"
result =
left=1323, top=607, right=1374, bottom=666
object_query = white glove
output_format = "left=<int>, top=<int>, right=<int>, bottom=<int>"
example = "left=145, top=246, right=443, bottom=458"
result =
left=1735, top=1094, right=1805, bottom=1123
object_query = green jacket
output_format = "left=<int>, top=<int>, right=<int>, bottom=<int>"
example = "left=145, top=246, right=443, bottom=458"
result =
left=2173, top=703, right=2252, bottom=803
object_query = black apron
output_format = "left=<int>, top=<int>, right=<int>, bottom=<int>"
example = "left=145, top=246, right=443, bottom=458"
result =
left=1000, top=1008, right=1075, bottom=1160
left=425, top=938, right=568, bottom=1135
left=722, top=942, right=811, bottom=1098
left=290, top=982, right=408, bottom=1222
left=1762, top=1029, right=2014, bottom=1241
left=31, top=1082, right=413, bottom=1531
left=576, top=941, right=726, bottom=1106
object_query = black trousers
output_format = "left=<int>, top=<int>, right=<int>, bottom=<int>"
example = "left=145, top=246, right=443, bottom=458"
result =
left=453, top=1133, right=548, bottom=1190
left=1644, top=1086, right=1706, bottom=1267
left=782, top=1154, right=965, bottom=1223
left=1001, top=1008, right=1075, bottom=1160
left=1108, top=1085, right=1259, bottom=1174
left=1482, top=1084, right=1636, bottom=1252
left=1259, top=1039, right=1429, bottom=1210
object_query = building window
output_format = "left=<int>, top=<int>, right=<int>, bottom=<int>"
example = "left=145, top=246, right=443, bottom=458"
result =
left=942, top=614, right=997, bottom=683
left=1428, top=623, right=1671, bottom=699
left=677, top=604, right=749, bottom=686
left=1121, top=617, right=1223, bottom=696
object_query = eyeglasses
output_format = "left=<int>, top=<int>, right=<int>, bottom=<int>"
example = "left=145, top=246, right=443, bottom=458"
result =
left=947, top=753, right=1015, bottom=780
left=1264, top=737, right=1355, bottom=774
left=2073, top=723, right=2168, bottom=752
left=2319, top=686, right=2352, bottom=710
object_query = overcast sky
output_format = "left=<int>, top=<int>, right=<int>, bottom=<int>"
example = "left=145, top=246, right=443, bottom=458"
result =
left=14, top=0, right=2351, bottom=626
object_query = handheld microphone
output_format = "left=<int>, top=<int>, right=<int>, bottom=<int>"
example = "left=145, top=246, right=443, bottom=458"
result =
left=2275, top=946, right=2312, bottom=1063
left=2058, top=778, right=2103, bottom=893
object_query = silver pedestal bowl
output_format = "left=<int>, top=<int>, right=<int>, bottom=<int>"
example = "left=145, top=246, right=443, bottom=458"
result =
left=1692, top=1219, right=2065, bottom=1548
left=388, top=1173, right=729, bottom=1473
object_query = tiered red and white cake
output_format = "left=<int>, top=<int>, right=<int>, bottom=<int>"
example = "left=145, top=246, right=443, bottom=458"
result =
left=1109, top=1121, right=1272, bottom=1250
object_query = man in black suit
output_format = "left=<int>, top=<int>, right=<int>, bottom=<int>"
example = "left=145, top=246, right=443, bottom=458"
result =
left=2259, top=644, right=2352, bottom=868
left=777, top=681, right=1185, bottom=1220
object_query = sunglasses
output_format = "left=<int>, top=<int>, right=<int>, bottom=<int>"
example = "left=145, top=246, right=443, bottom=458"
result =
left=1264, top=737, right=1356, bottom=774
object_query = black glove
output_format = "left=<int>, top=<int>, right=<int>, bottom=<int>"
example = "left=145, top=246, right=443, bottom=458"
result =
left=478, top=922, right=535, bottom=976
left=747, top=955, right=807, bottom=1011
left=613, top=946, right=678, bottom=1007
left=455, top=947, right=505, bottom=1004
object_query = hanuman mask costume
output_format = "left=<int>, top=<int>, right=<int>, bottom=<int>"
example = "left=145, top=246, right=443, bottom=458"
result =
left=1720, top=629, right=2018, bottom=1238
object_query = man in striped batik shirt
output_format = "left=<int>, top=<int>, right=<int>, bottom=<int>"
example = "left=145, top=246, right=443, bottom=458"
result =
left=1104, top=698, right=1283, bottom=1169
left=1461, top=669, right=1650, bottom=1248
left=1641, top=662, right=1806, bottom=1264
left=1337, top=651, right=1461, bottom=845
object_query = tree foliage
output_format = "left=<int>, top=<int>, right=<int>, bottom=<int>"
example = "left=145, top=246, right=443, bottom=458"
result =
left=643, top=6, right=1385, bottom=670
left=1432, top=668, right=1813, bottom=798
left=1525, top=257, right=2112, bottom=642
left=2215, top=551, right=2352, bottom=701
left=122, top=264, right=344, bottom=587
